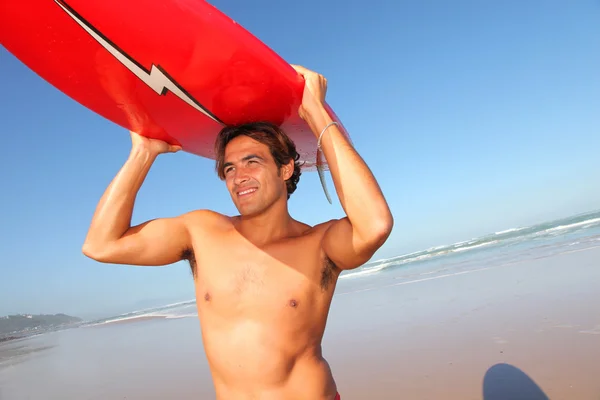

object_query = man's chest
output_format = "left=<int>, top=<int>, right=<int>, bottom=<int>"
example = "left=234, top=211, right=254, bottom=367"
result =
left=189, top=232, right=332, bottom=314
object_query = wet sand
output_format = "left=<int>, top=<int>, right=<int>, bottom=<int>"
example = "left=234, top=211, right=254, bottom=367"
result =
left=1, top=245, right=599, bottom=399
left=326, top=246, right=600, bottom=399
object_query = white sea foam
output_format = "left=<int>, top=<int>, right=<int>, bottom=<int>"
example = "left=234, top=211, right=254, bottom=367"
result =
left=118, top=299, right=195, bottom=316
left=494, top=227, right=526, bottom=235
left=428, top=244, right=449, bottom=251
left=452, top=240, right=472, bottom=247
left=163, top=313, right=198, bottom=319
left=84, top=315, right=154, bottom=327
left=83, top=300, right=198, bottom=327
left=85, top=308, right=199, bottom=327
left=452, top=240, right=499, bottom=253
left=543, top=218, right=600, bottom=234
left=340, top=263, right=390, bottom=279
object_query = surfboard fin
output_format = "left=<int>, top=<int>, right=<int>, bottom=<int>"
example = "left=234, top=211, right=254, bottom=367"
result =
left=316, top=148, right=332, bottom=204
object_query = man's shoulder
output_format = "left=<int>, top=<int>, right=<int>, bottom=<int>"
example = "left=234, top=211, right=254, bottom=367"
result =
left=180, top=209, right=233, bottom=230
left=300, top=218, right=343, bottom=237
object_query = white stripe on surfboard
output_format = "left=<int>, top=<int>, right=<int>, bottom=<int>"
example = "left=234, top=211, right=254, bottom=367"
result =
left=54, top=0, right=222, bottom=124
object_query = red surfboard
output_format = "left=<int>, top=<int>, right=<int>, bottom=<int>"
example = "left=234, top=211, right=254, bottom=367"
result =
left=0, top=0, right=348, bottom=174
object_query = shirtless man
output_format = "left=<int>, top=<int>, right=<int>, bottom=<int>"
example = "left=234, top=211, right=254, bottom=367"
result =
left=82, top=65, right=393, bottom=399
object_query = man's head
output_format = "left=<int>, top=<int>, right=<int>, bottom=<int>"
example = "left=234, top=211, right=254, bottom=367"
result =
left=214, top=122, right=302, bottom=216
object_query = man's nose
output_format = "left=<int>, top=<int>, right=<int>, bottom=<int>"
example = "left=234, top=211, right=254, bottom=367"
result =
left=233, top=167, right=250, bottom=185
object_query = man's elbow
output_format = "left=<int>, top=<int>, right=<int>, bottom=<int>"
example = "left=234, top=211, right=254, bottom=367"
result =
left=373, top=215, right=393, bottom=245
left=360, top=213, right=394, bottom=250
left=82, top=241, right=111, bottom=263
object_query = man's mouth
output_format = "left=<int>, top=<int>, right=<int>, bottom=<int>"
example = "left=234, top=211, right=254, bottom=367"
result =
left=237, top=188, right=257, bottom=197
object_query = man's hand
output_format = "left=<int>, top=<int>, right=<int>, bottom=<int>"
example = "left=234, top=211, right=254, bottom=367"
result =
left=130, top=131, right=182, bottom=155
left=291, top=65, right=330, bottom=129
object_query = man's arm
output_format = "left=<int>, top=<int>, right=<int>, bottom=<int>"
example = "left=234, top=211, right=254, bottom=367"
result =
left=292, top=65, right=393, bottom=270
left=82, top=131, right=189, bottom=266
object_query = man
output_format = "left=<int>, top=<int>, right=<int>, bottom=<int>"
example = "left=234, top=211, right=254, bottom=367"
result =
left=82, top=65, right=393, bottom=399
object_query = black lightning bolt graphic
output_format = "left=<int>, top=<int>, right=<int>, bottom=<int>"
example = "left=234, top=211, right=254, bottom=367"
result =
left=54, top=0, right=223, bottom=124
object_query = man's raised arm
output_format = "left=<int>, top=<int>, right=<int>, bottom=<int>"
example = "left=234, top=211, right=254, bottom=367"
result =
left=292, top=65, right=394, bottom=271
left=82, top=131, right=189, bottom=266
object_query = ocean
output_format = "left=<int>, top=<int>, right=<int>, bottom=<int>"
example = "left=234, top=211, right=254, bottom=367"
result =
left=82, top=209, right=600, bottom=326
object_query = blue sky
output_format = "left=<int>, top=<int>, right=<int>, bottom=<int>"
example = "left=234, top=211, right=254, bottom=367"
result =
left=1, top=0, right=599, bottom=319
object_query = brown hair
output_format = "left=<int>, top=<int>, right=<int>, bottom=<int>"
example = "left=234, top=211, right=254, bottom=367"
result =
left=214, top=122, right=302, bottom=198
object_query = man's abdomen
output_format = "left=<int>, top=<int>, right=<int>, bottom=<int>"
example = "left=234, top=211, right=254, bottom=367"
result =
left=200, top=317, right=336, bottom=398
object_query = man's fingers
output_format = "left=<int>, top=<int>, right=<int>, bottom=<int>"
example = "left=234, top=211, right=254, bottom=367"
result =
left=291, top=64, right=327, bottom=85
left=166, top=144, right=182, bottom=153
left=291, top=64, right=318, bottom=80
left=290, top=64, right=308, bottom=75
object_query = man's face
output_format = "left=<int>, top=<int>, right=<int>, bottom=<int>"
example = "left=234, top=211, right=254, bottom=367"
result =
left=222, top=135, right=292, bottom=216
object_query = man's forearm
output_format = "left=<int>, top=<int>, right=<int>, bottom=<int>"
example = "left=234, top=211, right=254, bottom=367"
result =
left=83, top=146, right=156, bottom=250
left=306, top=106, right=393, bottom=241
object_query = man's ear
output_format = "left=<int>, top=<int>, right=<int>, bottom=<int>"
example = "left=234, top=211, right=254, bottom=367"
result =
left=282, top=159, right=294, bottom=181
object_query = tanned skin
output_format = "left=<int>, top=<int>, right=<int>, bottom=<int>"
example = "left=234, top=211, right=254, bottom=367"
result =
left=82, top=65, right=393, bottom=399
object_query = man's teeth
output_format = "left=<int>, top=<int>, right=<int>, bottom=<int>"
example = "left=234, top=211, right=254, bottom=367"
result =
left=239, top=188, right=256, bottom=195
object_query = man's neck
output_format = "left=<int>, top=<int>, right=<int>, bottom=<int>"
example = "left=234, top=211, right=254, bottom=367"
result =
left=235, top=201, right=295, bottom=247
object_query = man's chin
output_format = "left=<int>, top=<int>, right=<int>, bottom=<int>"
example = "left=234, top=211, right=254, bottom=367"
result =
left=238, top=210, right=261, bottom=218
left=234, top=202, right=260, bottom=217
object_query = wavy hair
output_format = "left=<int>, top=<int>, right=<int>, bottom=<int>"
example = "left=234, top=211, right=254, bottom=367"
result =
left=214, top=122, right=302, bottom=199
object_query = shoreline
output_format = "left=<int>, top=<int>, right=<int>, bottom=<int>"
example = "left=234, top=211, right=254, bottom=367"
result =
left=84, top=315, right=169, bottom=327
left=0, top=336, right=23, bottom=344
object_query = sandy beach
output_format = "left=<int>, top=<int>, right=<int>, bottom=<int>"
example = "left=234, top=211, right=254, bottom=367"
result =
left=1, top=240, right=599, bottom=399
left=326, top=246, right=600, bottom=399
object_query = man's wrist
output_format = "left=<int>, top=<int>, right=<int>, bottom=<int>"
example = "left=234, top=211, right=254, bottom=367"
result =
left=130, top=144, right=158, bottom=164
left=304, top=104, right=334, bottom=138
